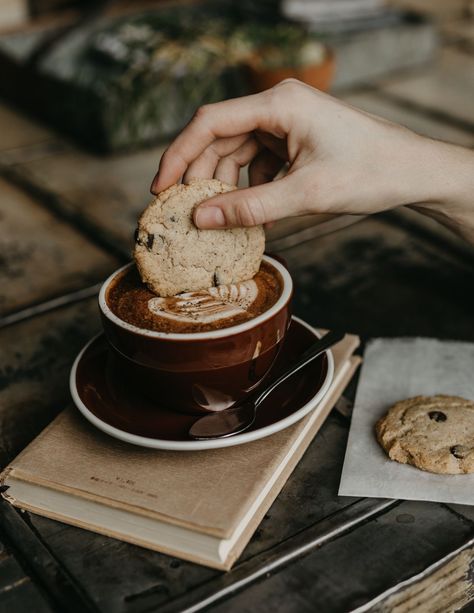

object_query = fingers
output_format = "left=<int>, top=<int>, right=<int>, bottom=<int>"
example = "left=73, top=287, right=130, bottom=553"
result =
left=183, top=134, right=248, bottom=183
left=151, top=90, right=282, bottom=193
left=213, top=137, right=260, bottom=184
left=248, top=149, right=285, bottom=186
left=193, top=174, right=304, bottom=229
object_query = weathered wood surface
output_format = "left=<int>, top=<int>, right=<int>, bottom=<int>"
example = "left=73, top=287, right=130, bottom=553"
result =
left=0, top=102, right=53, bottom=153
left=378, top=48, right=474, bottom=129
left=0, top=298, right=100, bottom=467
left=2, top=142, right=352, bottom=259
left=1, top=12, right=474, bottom=612
left=284, top=211, right=474, bottom=341
left=0, top=537, right=53, bottom=613
left=0, top=199, right=472, bottom=612
left=0, top=178, right=117, bottom=316
left=209, top=502, right=474, bottom=613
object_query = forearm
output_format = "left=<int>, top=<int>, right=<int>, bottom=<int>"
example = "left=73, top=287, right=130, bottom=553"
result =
left=405, top=138, right=474, bottom=243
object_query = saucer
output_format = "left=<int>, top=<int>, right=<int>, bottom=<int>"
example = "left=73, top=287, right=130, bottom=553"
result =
left=69, top=317, right=334, bottom=451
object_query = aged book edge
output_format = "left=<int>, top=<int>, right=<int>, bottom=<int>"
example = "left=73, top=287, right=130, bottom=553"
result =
left=1, top=356, right=361, bottom=570
left=224, top=356, right=361, bottom=570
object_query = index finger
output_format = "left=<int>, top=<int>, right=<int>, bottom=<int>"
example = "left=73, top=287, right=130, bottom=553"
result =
left=151, top=90, right=283, bottom=193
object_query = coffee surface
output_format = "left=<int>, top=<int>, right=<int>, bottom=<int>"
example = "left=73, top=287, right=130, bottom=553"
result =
left=107, top=261, right=282, bottom=333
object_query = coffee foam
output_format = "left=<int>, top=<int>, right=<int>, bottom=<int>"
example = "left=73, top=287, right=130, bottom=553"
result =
left=148, top=280, right=258, bottom=324
left=148, top=280, right=259, bottom=325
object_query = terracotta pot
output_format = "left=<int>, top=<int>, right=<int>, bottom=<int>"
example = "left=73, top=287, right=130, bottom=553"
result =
left=246, top=48, right=335, bottom=93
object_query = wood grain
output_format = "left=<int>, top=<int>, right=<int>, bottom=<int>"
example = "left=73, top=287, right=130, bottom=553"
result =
left=379, top=49, right=474, bottom=129
left=341, top=91, right=474, bottom=147
left=0, top=536, right=53, bottom=613
left=208, top=502, right=474, bottom=613
left=0, top=298, right=100, bottom=468
left=0, top=178, right=118, bottom=316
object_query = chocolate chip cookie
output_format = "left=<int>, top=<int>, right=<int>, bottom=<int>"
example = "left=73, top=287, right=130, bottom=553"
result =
left=134, top=179, right=265, bottom=297
left=376, top=395, right=474, bottom=474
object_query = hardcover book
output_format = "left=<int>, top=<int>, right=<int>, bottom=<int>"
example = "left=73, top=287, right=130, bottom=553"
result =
left=1, top=334, right=360, bottom=570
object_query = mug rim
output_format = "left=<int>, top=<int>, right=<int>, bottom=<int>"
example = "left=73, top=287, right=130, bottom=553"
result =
left=99, top=254, right=293, bottom=341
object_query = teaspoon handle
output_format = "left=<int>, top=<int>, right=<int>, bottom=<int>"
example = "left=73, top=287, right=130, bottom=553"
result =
left=255, top=330, right=345, bottom=408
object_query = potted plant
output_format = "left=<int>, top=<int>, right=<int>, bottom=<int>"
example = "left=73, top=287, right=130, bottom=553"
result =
left=229, top=22, right=334, bottom=92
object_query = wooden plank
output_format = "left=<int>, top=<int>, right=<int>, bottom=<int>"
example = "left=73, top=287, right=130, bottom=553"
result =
left=341, top=91, right=474, bottom=147
left=0, top=502, right=98, bottom=612
left=0, top=102, right=54, bottom=153
left=378, top=49, right=474, bottom=129
left=159, top=499, right=396, bottom=613
left=0, top=140, right=66, bottom=167
left=0, top=177, right=118, bottom=316
left=6, top=143, right=357, bottom=258
left=4, top=143, right=168, bottom=256
left=0, top=543, right=53, bottom=613
left=279, top=212, right=474, bottom=342
left=0, top=536, right=53, bottom=613
left=0, top=297, right=100, bottom=467
left=208, top=501, right=474, bottom=613
left=364, top=540, right=474, bottom=613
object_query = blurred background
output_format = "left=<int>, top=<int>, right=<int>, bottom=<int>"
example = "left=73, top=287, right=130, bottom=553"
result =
left=0, top=0, right=459, bottom=151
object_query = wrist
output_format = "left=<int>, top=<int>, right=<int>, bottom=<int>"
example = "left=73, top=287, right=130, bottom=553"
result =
left=403, top=136, right=474, bottom=241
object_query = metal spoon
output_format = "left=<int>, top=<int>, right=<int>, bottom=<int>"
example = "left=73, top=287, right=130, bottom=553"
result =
left=189, top=330, right=345, bottom=440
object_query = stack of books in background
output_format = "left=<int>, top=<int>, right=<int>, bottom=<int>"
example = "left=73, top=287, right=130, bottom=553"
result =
left=283, top=0, right=402, bottom=32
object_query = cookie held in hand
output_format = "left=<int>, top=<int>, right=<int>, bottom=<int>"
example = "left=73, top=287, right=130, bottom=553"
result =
left=134, top=179, right=265, bottom=297
left=376, top=395, right=474, bottom=474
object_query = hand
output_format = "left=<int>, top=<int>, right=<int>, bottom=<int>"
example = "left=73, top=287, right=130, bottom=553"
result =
left=151, top=79, right=474, bottom=242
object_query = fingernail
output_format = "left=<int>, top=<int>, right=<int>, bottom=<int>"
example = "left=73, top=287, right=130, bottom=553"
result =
left=195, top=207, right=226, bottom=228
left=150, top=178, right=159, bottom=194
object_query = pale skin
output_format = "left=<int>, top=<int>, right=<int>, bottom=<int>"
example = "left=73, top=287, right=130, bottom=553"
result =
left=151, top=79, right=474, bottom=243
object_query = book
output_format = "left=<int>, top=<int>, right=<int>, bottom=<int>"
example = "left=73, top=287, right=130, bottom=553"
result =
left=1, top=334, right=360, bottom=570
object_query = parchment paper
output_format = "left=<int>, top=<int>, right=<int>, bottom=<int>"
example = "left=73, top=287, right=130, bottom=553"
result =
left=339, top=337, right=474, bottom=505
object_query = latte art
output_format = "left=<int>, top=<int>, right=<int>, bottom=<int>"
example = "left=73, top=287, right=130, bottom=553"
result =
left=148, top=280, right=258, bottom=325
left=106, top=261, right=282, bottom=333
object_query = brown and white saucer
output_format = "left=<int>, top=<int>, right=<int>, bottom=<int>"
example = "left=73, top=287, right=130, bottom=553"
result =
left=69, top=317, right=334, bottom=450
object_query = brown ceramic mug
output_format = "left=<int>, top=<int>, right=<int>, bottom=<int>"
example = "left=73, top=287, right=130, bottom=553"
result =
left=99, top=255, right=293, bottom=415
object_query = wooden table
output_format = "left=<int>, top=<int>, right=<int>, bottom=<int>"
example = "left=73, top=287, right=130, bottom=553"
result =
left=1, top=4, right=474, bottom=611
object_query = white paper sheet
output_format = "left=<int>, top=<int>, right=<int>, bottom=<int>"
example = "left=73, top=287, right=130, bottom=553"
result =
left=339, top=337, right=474, bottom=505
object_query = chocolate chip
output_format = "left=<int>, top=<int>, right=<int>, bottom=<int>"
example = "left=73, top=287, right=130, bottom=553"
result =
left=429, top=411, right=447, bottom=422
left=213, top=272, right=218, bottom=287
left=450, top=445, right=466, bottom=459
left=170, top=215, right=177, bottom=222
left=134, top=228, right=139, bottom=243
left=146, top=233, right=154, bottom=250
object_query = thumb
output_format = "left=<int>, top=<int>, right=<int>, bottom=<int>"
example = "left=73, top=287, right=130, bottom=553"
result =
left=193, top=176, right=302, bottom=229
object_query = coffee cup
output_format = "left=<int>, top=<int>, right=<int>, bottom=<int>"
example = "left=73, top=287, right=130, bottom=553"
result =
left=98, top=255, right=293, bottom=415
